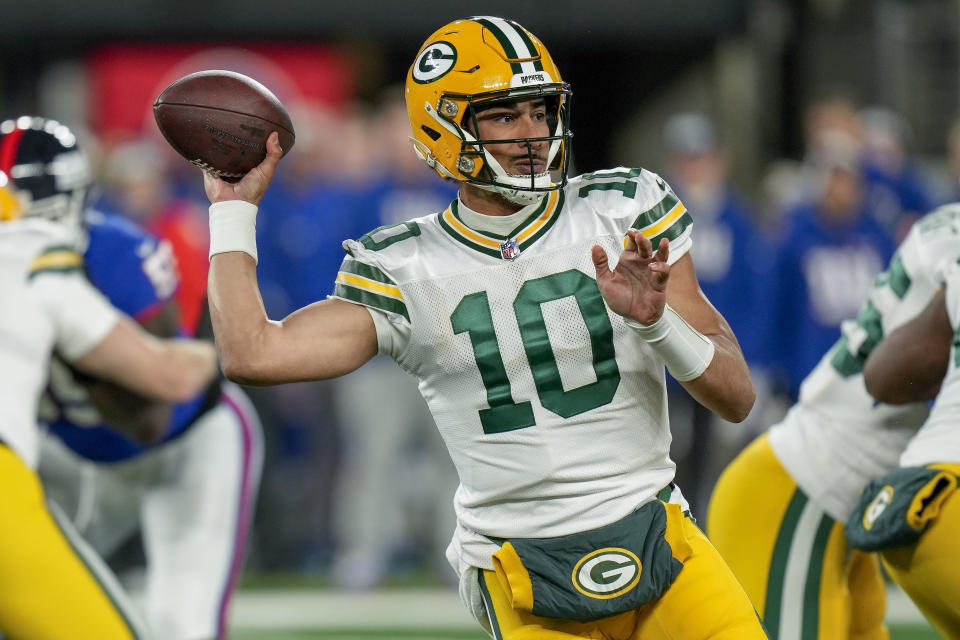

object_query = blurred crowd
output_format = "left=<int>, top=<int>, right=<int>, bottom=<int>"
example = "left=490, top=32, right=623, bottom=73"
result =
left=78, top=86, right=960, bottom=589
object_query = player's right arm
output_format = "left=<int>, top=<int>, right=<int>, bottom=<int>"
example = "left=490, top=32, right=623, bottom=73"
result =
left=863, top=288, right=952, bottom=404
left=203, top=133, right=379, bottom=385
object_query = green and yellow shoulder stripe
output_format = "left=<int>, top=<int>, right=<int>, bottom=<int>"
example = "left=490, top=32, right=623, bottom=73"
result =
left=626, top=188, right=691, bottom=250
left=572, top=167, right=692, bottom=249
left=333, top=257, right=408, bottom=321
left=28, top=244, right=84, bottom=280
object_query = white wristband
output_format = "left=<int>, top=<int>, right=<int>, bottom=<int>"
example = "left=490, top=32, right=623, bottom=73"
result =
left=624, top=305, right=716, bottom=381
left=209, top=200, right=259, bottom=263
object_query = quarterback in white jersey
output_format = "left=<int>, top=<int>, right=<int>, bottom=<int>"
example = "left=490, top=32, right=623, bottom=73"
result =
left=708, top=203, right=960, bottom=639
left=0, top=131, right=216, bottom=638
left=850, top=258, right=960, bottom=638
left=201, top=16, right=765, bottom=640
left=336, top=168, right=695, bottom=565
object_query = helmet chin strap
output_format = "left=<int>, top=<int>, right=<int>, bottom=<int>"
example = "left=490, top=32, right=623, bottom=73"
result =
left=474, top=176, right=548, bottom=206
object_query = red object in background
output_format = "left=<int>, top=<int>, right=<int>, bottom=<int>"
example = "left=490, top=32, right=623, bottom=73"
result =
left=86, top=42, right=354, bottom=333
left=146, top=199, right=211, bottom=335
left=87, top=42, right=353, bottom=138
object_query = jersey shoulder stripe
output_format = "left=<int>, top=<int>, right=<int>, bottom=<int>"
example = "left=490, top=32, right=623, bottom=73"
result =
left=28, top=244, right=83, bottom=279
left=570, top=167, right=693, bottom=256
left=334, top=257, right=409, bottom=320
left=632, top=192, right=691, bottom=247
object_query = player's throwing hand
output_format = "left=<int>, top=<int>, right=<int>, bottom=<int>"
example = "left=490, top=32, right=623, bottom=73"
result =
left=203, top=132, right=284, bottom=206
left=592, top=230, right=670, bottom=325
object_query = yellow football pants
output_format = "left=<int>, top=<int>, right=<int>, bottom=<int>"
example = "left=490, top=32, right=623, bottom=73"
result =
left=881, top=463, right=960, bottom=640
left=0, top=444, right=145, bottom=639
left=478, top=503, right=769, bottom=639
left=707, top=434, right=888, bottom=640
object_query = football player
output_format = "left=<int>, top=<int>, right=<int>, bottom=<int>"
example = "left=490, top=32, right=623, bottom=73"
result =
left=0, top=116, right=217, bottom=639
left=31, top=180, right=263, bottom=639
left=846, top=262, right=960, bottom=638
left=200, top=17, right=766, bottom=639
left=708, top=203, right=960, bottom=638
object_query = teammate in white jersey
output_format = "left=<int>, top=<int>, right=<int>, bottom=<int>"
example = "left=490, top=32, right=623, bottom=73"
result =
left=708, top=203, right=960, bottom=639
left=199, top=17, right=765, bottom=639
left=0, top=118, right=217, bottom=639
left=846, top=262, right=960, bottom=638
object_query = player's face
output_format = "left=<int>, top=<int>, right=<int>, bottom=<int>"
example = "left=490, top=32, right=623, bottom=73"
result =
left=472, top=98, right=550, bottom=177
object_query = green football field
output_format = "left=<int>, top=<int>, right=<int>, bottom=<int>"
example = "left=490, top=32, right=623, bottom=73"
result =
left=225, top=586, right=941, bottom=640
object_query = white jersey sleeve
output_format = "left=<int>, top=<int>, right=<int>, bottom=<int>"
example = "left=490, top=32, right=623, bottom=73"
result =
left=28, top=248, right=119, bottom=362
left=567, top=167, right=693, bottom=264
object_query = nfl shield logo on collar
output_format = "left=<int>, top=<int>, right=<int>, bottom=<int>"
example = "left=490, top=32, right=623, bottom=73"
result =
left=500, top=239, right=521, bottom=261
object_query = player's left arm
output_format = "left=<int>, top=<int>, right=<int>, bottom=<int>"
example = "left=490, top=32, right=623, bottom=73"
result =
left=592, top=229, right=755, bottom=422
left=665, top=252, right=755, bottom=422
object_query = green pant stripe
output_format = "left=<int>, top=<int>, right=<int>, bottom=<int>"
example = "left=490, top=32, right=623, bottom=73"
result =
left=48, top=500, right=142, bottom=639
left=800, top=515, right=834, bottom=640
left=764, top=489, right=808, bottom=639
left=478, top=571, right=504, bottom=640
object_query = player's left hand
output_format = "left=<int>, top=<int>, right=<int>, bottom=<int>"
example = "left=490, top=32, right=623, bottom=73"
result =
left=592, top=230, right=670, bottom=325
left=204, top=131, right=283, bottom=206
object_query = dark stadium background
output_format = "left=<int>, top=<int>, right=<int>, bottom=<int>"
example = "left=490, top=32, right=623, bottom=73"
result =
left=0, top=1, right=953, bottom=637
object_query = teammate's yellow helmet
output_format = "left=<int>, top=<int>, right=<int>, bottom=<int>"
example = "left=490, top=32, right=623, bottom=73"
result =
left=405, top=16, right=572, bottom=205
left=0, top=171, right=22, bottom=221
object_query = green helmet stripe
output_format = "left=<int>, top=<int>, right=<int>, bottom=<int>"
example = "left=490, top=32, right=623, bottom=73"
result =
left=473, top=16, right=536, bottom=75
left=506, top=18, right=545, bottom=72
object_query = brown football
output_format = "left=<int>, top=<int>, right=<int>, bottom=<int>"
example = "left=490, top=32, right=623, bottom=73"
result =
left=153, top=70, right=295, bottom=182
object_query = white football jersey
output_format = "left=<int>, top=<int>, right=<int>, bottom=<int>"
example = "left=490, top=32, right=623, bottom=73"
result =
left=900, top=262, right=960, bottom=467
left=769, top=203, right=960, bottom=521
left=0, top=218, right=118, bottom=468
left=332, top=168, right=693, bottom=569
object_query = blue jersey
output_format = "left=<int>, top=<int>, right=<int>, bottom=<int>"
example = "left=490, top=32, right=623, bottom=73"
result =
left=768, top=203, right=896, bottom=397
left=46, top=211, right=214, bottom=462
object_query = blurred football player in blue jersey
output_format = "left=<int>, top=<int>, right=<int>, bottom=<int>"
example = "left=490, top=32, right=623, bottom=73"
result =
left=36, top=162, right=263, bottom=640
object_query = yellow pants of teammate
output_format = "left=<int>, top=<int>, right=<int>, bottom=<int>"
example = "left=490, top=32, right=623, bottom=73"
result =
left=881, top=463, right=960, bottom=640
left=478, top=503, right=769, bottom=639
left=0, top=444, right=145, bottom=639
left=707, top=434, right=888, bottom=640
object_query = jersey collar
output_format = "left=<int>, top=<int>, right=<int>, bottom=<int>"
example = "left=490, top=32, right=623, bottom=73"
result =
left=438, top=189, right=564, bottom=259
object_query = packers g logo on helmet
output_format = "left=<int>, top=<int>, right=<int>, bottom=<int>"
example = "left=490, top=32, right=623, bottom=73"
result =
left=571, top=548, right=642, bottom=599
left=405, top=16, right=572, bottom=206
left=412, top=42, right=457, bottom=84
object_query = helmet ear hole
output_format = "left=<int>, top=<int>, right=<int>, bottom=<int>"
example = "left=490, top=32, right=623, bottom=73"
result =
left=421, top=125, right=442, bottom=142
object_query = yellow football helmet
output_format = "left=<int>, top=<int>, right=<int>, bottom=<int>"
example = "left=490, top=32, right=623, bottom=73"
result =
left=0, top=171, right=22, bottom=221
left=405, top=16, right=572, bottom=205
